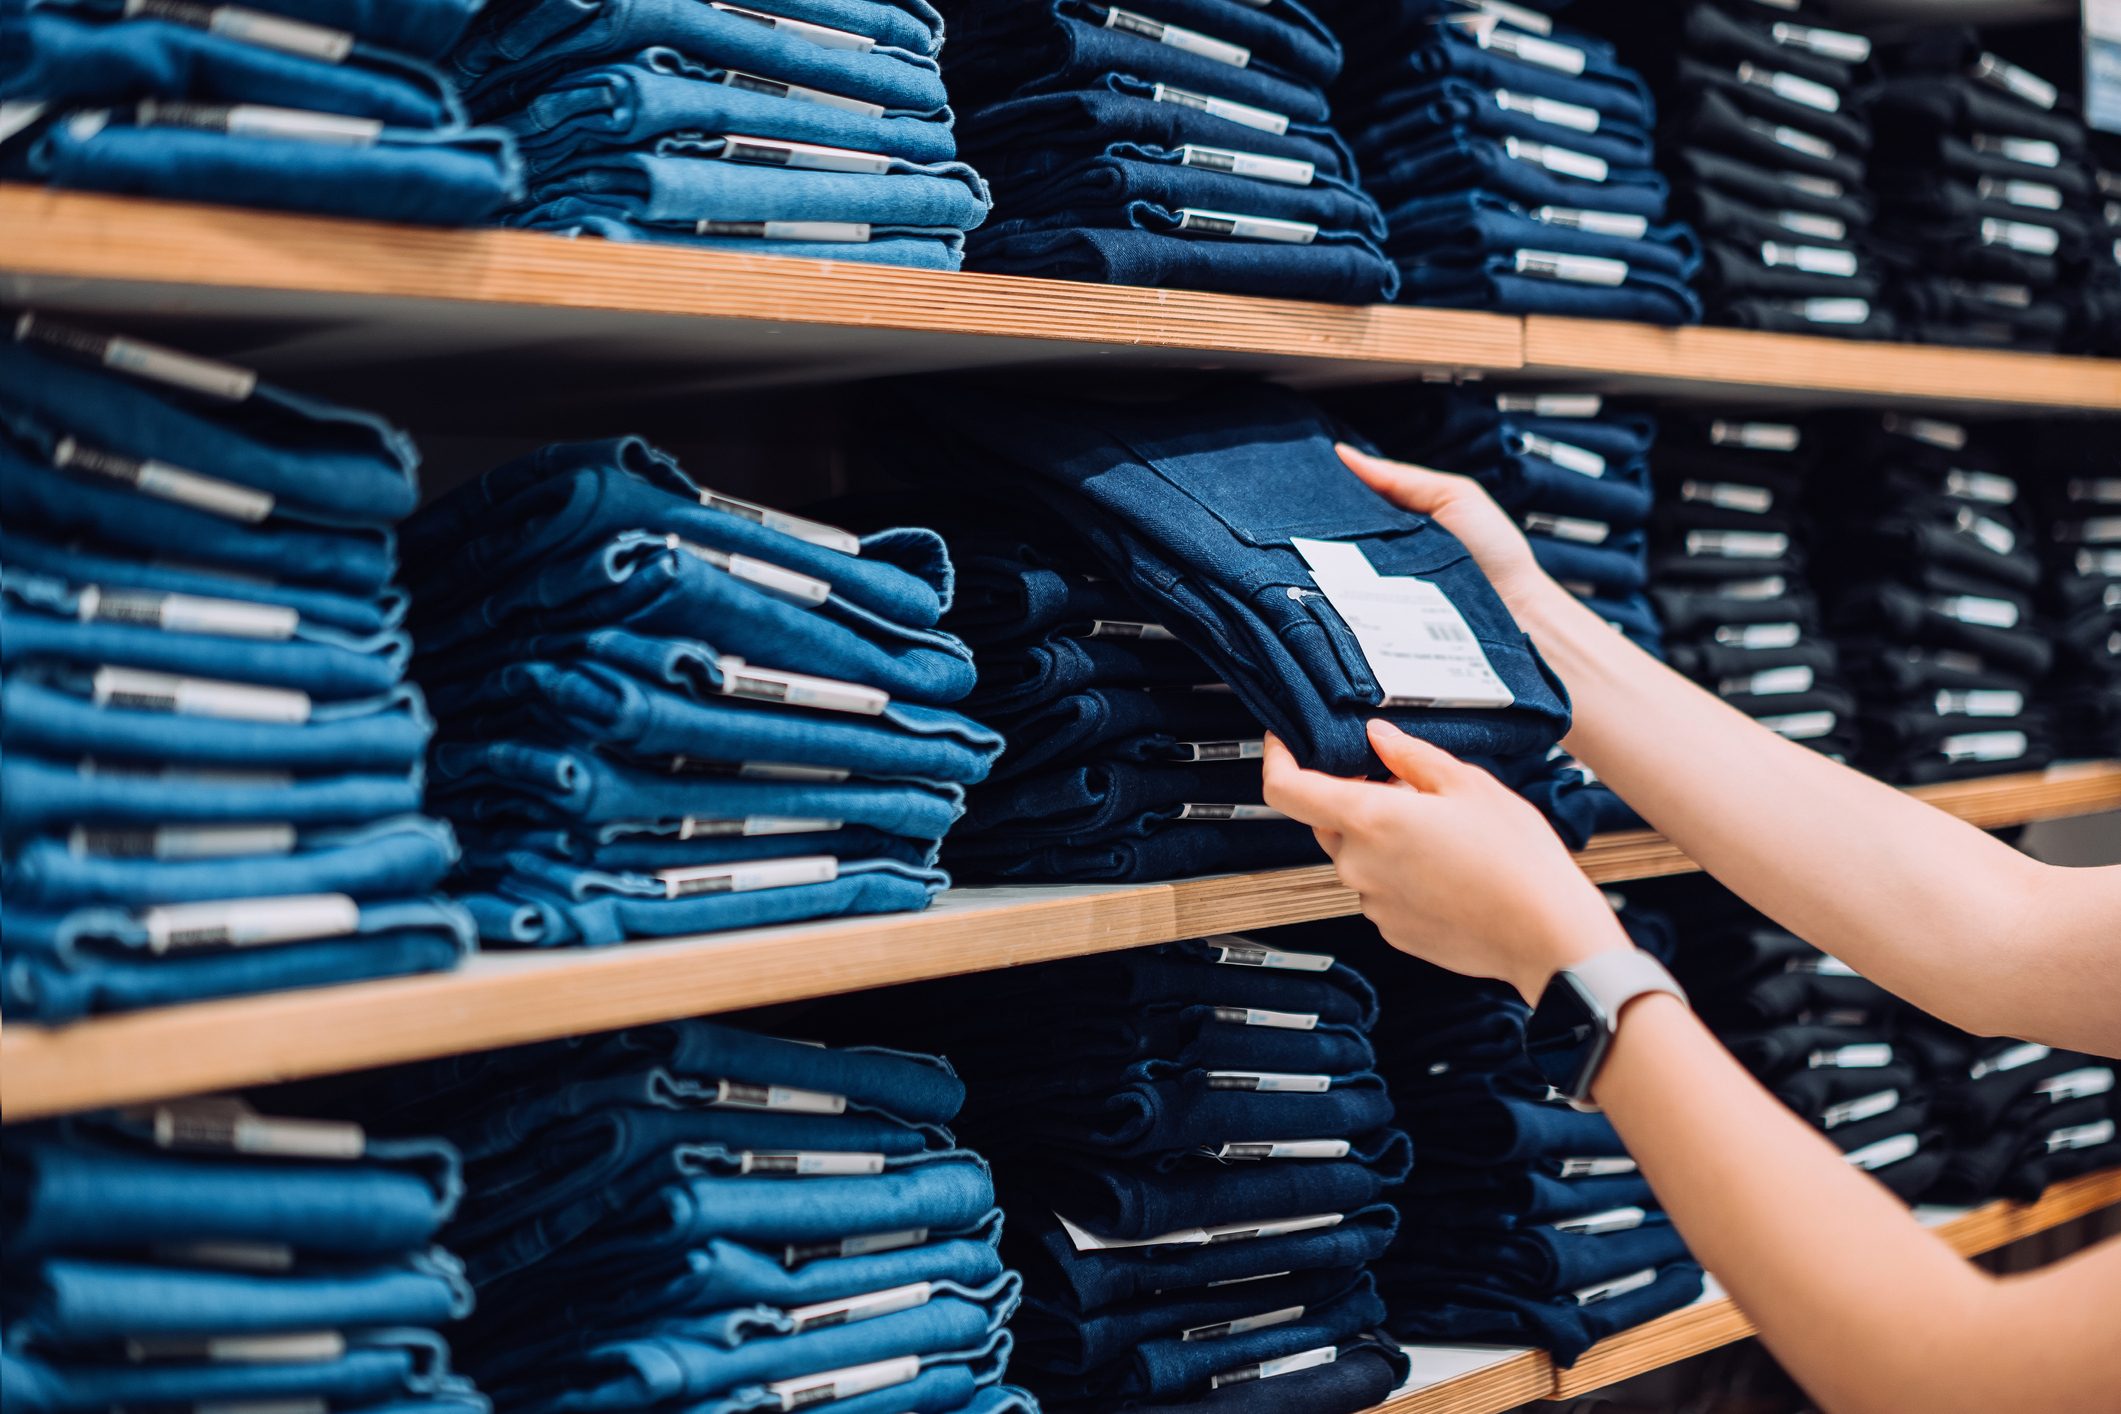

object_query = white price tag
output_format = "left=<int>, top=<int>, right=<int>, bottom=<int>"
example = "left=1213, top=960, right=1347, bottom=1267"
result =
left=716, top=656, right=888, bottom=715
left=1514, top=248, right=1629, bottom=285
left=1290, top=539, right=1516, bottom=709
left=1710, top=420, right=1800, bottom=451
left=1209, top=1139, right=1352, bottom=1161
left=54, top=436, right=273, bottom=522
left=1176, top=208, right=1318, bottom=243
left=1821, top=1088, right=1900, bottom=1129
left=1211, top=1006, right=1320, bottom=1030
left=1520, top=433, right=1606, bottom=477
left=697, top=219, right=872, bottom=242
left=767, top=1356, right=919, bottom=1410
left=1504, top=135, right=1607, bottom=181
left=1531, top=207, right=1649, bottom=239
left=709, top=3, right=875, bottom=51
left=658, top=856, right=839, bottom=899
left=1183, top=1306, right=1305, bottom=1341
left=1682, top=480, right=1774, bottom=514
left=716, top=134, right=892, bottom=174
left=717, top=70, right=883, bottom=117
left=1497, top=392, right=1603, bottom=417
left=1151, top=83, right=1288, bottom=134
left=1211, top=1346, right=1338, bottom=1388
left=141, top=893, right=358, bottom=953
left=785, top=1282, right=932, bottom=1332
left=1846, top=1134, right=1920, bottom=1171
left=1208, top=938, right=1334, bottom=971
left=1176, top=144, right=1314, bottom=186
left=1105, top=7, right=1250, bottom=67
left=1496, top=89, right=1598, bottom=132
left=709, top=1078, right=847, bottom=1114
left=15, top=312, right=257, bottom=400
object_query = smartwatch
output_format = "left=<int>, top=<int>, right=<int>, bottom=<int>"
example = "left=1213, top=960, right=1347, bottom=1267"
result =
left=1525, top=950, right=1689, bottom=1111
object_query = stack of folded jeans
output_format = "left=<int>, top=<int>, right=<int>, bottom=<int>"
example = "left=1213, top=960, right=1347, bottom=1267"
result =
left=2, top=1099, right=484, bottom=1414
left=1327, top=0, right=1701, bottom=323
left=451, top=0, right=989, bottom=269
left=400, top=437, right=997, bottom=947
left=1650, top=411, right=1859, bottom=763
left=1867, top=29, right=2090, bottom=350
left=1656, top=876, right=1947, bottom=1203
left=826, top=935, right=1413, bottom=1412
left=1316, top=911, right=1704, bottom=1367
left=2031, top=424, right=2121, bottom=758
left=2075, top=138, right=2121, bottom=353
left=378, top=1021, right=1033, bottom=1414
left=938, top=0, right=1398, bottom=303
left=1898, top=1023, right=2121, bottom=1206
left=0, top=0, right=520, bottom=222
left=0, top=313, right=475, bottom=1023
left=1328, top=383, right=1662, bottom=841
left=889, top=383, right=1574, bottom=784
left=934, top=522, right=1321, bottom=883
left=1818, top=413, right=2054, bottom=785
left=1591, top=0, right=1884, bottom=338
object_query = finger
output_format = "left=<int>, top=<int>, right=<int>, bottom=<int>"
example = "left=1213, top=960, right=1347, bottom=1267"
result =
left=1367, top=719, right=1469, bottom=794
left=1336, top=443, right=1481, bottom=515
left=1261, top=732, right=1379, bottom=828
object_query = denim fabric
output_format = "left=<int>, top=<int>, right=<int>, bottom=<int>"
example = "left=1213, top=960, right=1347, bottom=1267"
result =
left=959, top=88, right=1355, bottom=183
left=508, top=211, right=964, bottom=266
left=1014, top=1266, right=1361, bottom=1375
left=1346, top=20, right=1656, bottom=130
left=493, top=46, right=960, bottom=166
left=952, top=1009, right=1378, bottom=1094
left=2, top=568, right=411, bottom=701
left=968, top=634, right=1211, bottom=715
left=3, top=892, right=472, bottom=962
left=1826, top=582, right=2053, bottom=679
left=0, top=1331, right=473, bottom=1413
left=977, top=941, right=1380, bottom=1029
left=1396, top=252, right=1702, bottom=322
left=1, top=1126, right=459, bottom=1257
left=1362, top=77, right=1655, bottom=169
left=1398, top=1092, right=1625, bottom=1168
left=1670, top=146, right=1870, bottom=224
left=1668, top=91, right=1867, bottom=188
left=3, top=814, right=455, bottom=908
left=897, top=384, right=1571, bottom=775
left=417, top=538, right=975, bottom=705
left=946, top=821, right=1323, bottom=883
left=1, top=7, right=463, bottom=128
left=464, top=824, right=934, bottom=875
left=1128, top=1339, right=1405, bottom=1414
left=986, top=153, right=1385, bottom=241
left=1383, top=1260, right=1705, bottom=1365
left=37, top=0, right=489, bottom=59
left=965, top=0, right=1342, bottom=88
left=944, top=537, right=1141, bottom=643
left=963, top=759, right=1274, bottom=841
left=1400, top=1165, right=1657, bottom=1229
left=968, top=223, right=1399, bottom=302
left=1364, top=131, right=1669, bottom=221
left=1668, top=58, right=1868, bottom=155
left=1030, top=1144, right=1410, bottom=1242
left=1020, top=1203, right=1399, bottom=1311
left=1527, top=528, right=1648, bottom=594
left=983, top=686, right=1259, bottom=781
left=8, top=1251, right=473, bottom=1347
left=1869, top=72, right=2084, bottom=149
left=3, top=667, right=431, bottom=773
left=1377, top=190, right=1698, bottom=283
left=1, top=753, right=426, bottom=835
left=1392, top=1213, right=1687, bottom=1298
left=453, top=0, right=949, bottom=117
left=405, top=438, right=949, bottom=630
left=1015, top=1069, right=1393, bottom=1161
left=970, top=1028, right=1378, bottom=1113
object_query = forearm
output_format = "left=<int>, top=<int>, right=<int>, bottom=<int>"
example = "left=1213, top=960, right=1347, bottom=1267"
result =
left=1518, top=584, right=2061, bottom=1037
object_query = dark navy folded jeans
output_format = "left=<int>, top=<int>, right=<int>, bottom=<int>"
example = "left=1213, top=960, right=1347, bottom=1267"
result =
left=968, top=224, right=1399, bottom=302
left=1362, top=131, right=1669, bottom=221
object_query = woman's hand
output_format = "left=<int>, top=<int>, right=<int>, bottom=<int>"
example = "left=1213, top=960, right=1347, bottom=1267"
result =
left=1263, top=719, right=1630, bottom=1000
left=1336, top=442, right=1561, bottom=617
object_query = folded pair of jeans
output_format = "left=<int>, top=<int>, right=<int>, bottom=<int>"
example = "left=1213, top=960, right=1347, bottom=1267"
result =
left=1362, top=129, right=1669, bottom=222
left=1377, top=190, right=1700, bottom=285
left=944, top=823, right=1323, bottom=883
left=1395, top=250, right=1701, bottom=322
left=968, top=223, right=1398, bottom=302
left=957, top=87, right=1355, bottom=184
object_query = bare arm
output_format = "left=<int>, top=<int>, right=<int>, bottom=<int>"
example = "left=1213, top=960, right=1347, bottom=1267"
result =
left=1339, top=445, right=2121, bottom=1054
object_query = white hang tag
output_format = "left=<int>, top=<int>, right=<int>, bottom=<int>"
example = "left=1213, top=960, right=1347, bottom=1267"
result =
left=1942, top=730, right=2027, bottom=764
left=670, top=758, right=852, bottom=783
left=1547, top=1205, right=1647, bottom=1236
left=1211, top=1139, right=1352, bottom=1161
left=717, top=70, right=883, bottom=117
left=142, top=893, right=358, bottom=954
left=1792, top=297, right=1869, bottom=324
left=1104, top=6, right=1249, bottom=66
left=709, top=3, right=875, bottom=51
left=1762, top=241, right=1858, bottom=277
left=1770, top=20, right=1869, bottom=62
left=1808, top=1043, right=1893, bottom=1069
left=1165, top=739, right=1266, bottom=763
left=1932, top=594, right=2020, bottom=630
left=138, top=99, right=380, bottom=145
left=2078, top=549, right=2121, bottom=576
left=1953, top=509, right=2017, bottom=556
left=1086, top=618, right=1179, bottom=641
left=1723, top=665, right=1814, bottom=697
left=126, top=1097, right=365, bottom=1158
left=1183, top=1305, right=1306, bottom=1342
left=1978, top=176, right=2063, bottom=210
left=1946, top=469, right=2018, bottom=505
left=91, top=666, right=310, bottom=724
left=786, top=1282, right=933, bottom=1332
left=1973, top=133, right=2061, bottom=168
left=1450, top=14, right=1585, bottom=74
left=151, top=1241, right=297, bottom=1272
left=1982, top=217, right=2061, bottom=255
left=71, top=823, right=297, bottom=859
left=716, top=134, right=891, bottom=174
left=697, top=219, right=872, bottom=241
left=1174, top=802, right=1288, bottom=822
left=1884, top=413, right=1966, bottom=449
left=1787, top=954, right=1859, bottom=977
left=1290, top=538, right=1515, bottom=709
left=16, top=312, right=257, bottom=398
left=1711, top=419, right=1801, bottom=451
left=1820, top=1088, right=1900, bottom=1129
left=2067, top=477, right=2121, bottom=503
left=1176, top=208, right=1318, bottom=243
left=1211, top=1006, right=1319, bottom=1031
left=1972, top=1041, right=2051, bottom=1079
left=125, top=1332, right=346, bottom=1366
left=1520, top=433, right=1605, bottom=478
left=1211, top=1346, right=1337, bottom=1389
left=696, top=490, right=860, bottom=555
left=0, top=100, right=47, bottom=142
left=678, top=815, right=843, bottom=839
left=124, top=0, right=353, bottom=61
left=1749, top=117, right=1835, bottom=161
left=783, top=1228, right=926, bottom=1265
left=1176, top=144, right=1313, bottom=186
left=195, top=1398, right=329, bottom=1414
left=1496, top=90, right=1599, bottom=136
left=1557, top=1155, right=1637, bottom=1178
left=708, top=1077, right=847, bottom=1114
left=1531, top=207, right=1650, bottom=239
left=1514, top=249, right=1629, bottom=285
left=1784, top=172, right=1845, bottom=198
left=1776, top=209, right=1847, bottom=241
left=53, top=436, right=274, bottom=523
left=1573, top=1268, right=1658, bottom=1306
left=1970, top=52, right=2057, bottom=109
left=768, top=1355, right=919, bottom=1411
left=1453, top=0, right=1552, bottom=34
left=1060, top=1211, right=1341, bottom=1252
left=2079, top=516, right=2121, bottom=544
left=1206, top=1071, right=1332, bottom=1093
left=1686, top=529, right=1787, bottom=559
left=1208, top=938, right=1334, bottom=971
left=2046, top=1120, right=2117, bottom=1153
left=1737, top=61, right=1839, bottom=111
left=76, top=585, right=298, bottom=639
left=2035, top=1068, right=2115, bottom=1103
left=658, top=855, right=840, bottom=899
left=715, top=656, right=888, bottom=715
left=1845, top=1133, right=1920, bottom=1172
left=1504, top=135, right=1608, bottom=181
left=1524, top=511, right=1609, bottom=545
left=738, top=1150, right=886, bottom=1176
left=1761, top=709, right=1835, bottom=740
left=1715, top=622, right=1802, bottom=650
left=1150, top=83, right=1288, bottom=134
left=1682, top=480, right=1774, bottom=514
left=1497, top=392, right=1603, bottom=417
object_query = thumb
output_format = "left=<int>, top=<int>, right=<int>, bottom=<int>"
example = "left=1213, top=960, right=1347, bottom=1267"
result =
left=1368, top=720, right=1467, bottom=793
left=1336, top=443, right=1469, bottom=517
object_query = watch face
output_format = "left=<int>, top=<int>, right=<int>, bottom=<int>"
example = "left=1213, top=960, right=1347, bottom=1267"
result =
left=1526, top=972, right=1606, bottom=1100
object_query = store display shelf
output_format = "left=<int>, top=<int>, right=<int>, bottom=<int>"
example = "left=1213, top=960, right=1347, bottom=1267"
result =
left=4, top=762, right=2115, bottom=1122
left=1383, top=1167, right=2121, bottom=1413
left=4, top=188, right=2120, bottom=417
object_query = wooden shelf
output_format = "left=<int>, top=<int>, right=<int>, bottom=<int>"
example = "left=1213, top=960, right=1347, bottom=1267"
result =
left=3, top=188, right=2119, bottom=422
left=3, top=762, right=2114, bottom=1123
left=1388, top=1167, right=2121, bottom=1413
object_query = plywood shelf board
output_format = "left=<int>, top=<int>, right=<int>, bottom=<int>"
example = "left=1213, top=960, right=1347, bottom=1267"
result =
left=3, top=765, right=2115, bottom=1122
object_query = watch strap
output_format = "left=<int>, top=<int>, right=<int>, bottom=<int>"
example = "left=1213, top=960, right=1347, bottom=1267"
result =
left=1571, top=948, right=1690, bottom=1025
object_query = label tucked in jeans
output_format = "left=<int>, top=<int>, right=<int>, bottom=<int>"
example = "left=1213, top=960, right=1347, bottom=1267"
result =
left=1177, top=144, right=1313, bottom=186
left=54, top=435, right=274, bottom=522
left=1151, top=83, right=1289, bottom=135
left=77, top=584, right=299, bottom=639
left=1104, top=7, right=1251, bottom=68
left=16, top=312, right=258, bottom=400
left=709, top=3, right=877, bottom=52
left=123, top=0, right=355, bottom=62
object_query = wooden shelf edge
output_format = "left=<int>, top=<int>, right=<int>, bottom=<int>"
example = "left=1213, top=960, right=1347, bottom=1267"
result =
left=1, top=764, right=2114, bottom=1121
left=1392, top=1167, right=2121, bottom=1412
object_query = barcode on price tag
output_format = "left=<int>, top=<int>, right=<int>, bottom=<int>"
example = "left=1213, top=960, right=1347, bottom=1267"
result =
left=1290, top=539, right=1515, bottom=709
